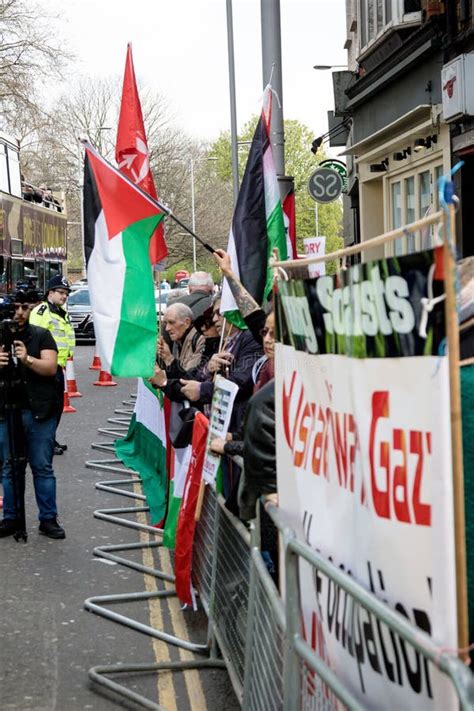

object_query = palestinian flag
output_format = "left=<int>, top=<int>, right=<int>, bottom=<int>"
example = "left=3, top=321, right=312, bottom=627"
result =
left=163, top=445, right=192, bottom=549
left=174, top=412, right=208, bottom=606
left=83, top=141, right=165, bottom=377
left=116, top=43, right=167, bottom=264
left=115, top=378, right=168, bottom=525
left=220, top=84, right=287, bottom=325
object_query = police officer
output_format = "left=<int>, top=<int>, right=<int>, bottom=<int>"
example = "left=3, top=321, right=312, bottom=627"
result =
left=29, top=275, right=75, bottom=455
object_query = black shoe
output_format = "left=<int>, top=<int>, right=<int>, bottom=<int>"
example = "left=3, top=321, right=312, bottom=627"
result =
left=39, top=518, right=66, bottom=540
left=54, top=446, right=64, bottom=456
left=0, top=519, right=20, bottom=538
left=55, top=441, right=67, bottom=452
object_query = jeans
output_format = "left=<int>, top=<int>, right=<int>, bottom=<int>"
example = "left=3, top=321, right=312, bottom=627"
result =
left=0, top=410, right=57, bottom=521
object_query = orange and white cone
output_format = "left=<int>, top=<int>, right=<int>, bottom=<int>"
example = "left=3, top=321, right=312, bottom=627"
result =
left=89, top=352, right=102, bottom=370
left=63, top=368, right=77, bottom=413
left=93, top=369, right=117, bottom=387
left=66, top=356, right=82, bottom=398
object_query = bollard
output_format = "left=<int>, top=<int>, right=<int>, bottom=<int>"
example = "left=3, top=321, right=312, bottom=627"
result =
left=94, top=370, right=117, bottom=387
left=89, top=352, right=102, bottom=370
left=66, top=356, right=82, bottom=397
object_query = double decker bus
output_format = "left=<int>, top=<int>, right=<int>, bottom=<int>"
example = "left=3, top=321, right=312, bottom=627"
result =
left=0, top=131, right=67, bottom=295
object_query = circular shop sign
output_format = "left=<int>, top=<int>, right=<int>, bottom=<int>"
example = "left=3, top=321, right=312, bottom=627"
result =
left=308, top=167, right=344, bottom=204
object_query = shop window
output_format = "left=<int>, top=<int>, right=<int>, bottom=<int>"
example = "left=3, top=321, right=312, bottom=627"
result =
left=388, top=163, right=443, bottom=256
left=391, top=181, right=402, bottom=254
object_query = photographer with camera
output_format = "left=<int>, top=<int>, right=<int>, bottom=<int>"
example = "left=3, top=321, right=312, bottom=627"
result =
left=0, top=291, right=66, bottom=540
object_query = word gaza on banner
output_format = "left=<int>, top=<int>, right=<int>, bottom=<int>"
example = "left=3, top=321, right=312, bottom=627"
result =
left=275, top=248, right=457, bottom=710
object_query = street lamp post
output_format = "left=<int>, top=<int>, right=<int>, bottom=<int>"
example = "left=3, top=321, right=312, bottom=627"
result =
left=190, top=158, right=196, bottom=272
left=313, top=64, right=348, bottom=70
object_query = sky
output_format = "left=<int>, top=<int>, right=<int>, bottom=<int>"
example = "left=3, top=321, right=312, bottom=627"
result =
left=49, top=0, right=347, bottom=144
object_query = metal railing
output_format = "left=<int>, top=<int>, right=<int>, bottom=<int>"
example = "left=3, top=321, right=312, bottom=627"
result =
left=85, top=396, right=474, bottom=710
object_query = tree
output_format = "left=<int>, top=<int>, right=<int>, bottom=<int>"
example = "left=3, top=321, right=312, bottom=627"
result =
left=0, top=0, right=69, bottom=121
left=15, top=76, right=234, bottom=271
left=210, top=117, right=344, bottom=271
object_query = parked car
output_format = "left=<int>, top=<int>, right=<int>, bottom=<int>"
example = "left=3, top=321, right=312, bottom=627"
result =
left=70, top=278, right=87, bottom=292
left=176, top=277, right=190, bottom=289
left=67, top=287, right=95, bottom=342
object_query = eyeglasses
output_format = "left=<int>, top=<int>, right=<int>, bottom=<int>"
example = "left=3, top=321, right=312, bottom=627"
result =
left=260, top=327, right=275, bottom=339
left=14, top=304, right=30, bottom=311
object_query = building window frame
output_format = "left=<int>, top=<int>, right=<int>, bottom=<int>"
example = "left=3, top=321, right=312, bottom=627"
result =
left=357, top=0, right=422, bottom=58
left=385, top=156, right=444, bottom=256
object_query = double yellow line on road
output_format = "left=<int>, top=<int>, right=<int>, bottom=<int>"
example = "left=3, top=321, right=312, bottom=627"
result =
left=136, top=499, right=207, bottom=709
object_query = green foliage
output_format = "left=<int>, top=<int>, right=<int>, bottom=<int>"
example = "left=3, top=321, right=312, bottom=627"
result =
left=209, top=117, right=343, bottom=270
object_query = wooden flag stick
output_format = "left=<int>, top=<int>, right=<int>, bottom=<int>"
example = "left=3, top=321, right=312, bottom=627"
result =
left=443, top=204, right=469, bottom=654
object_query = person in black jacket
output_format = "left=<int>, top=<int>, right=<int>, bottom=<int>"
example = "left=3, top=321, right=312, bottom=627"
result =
left=179, top=296, right=263, bottom=433
left=0, top=291, right=65, bottom=539
left=209, top=249, right=278, bottom=520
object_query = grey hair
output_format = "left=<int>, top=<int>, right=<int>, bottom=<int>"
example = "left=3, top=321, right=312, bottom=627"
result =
left=189, top=271, right=214, bottom=292
left=167, top=302, right=193, bottom=322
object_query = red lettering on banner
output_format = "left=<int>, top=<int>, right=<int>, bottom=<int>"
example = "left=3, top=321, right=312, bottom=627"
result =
left=295, top=402, right=312, bottom=468
left=281, top=376, right=431, bottom=526
left=369, top=391, right=391, bottom=519
left=393, top=429, right=410, bottom=523
left=311, top=407, right=326, bottom=477
left=369, top=391, right=432, bottom=526
left=412, top=431, right=431, bottom=525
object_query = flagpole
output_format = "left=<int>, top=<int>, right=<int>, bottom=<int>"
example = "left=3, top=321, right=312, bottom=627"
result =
left=80, top=138, right=218, bottom=255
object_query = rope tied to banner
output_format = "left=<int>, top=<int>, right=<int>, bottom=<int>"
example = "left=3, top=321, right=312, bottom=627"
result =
left=419, top=263, right=447, bottom=339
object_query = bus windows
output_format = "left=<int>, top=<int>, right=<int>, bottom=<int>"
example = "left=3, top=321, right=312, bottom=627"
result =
left=0, top=145, right=8, bottom=193
left=7, top=146, right=21, bottom=198
left=36, top=260, right=45, bottom=294
left=48, top=262, right=61, bottom=282
left=11, top=260, right=23, bottom=288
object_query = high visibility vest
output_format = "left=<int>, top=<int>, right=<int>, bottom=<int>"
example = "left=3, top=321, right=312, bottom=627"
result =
left=29, top=301, right=75, bottom=367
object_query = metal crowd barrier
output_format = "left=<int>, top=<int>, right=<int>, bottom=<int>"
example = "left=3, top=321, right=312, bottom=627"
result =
left=85, top=397, right=474, bottom=710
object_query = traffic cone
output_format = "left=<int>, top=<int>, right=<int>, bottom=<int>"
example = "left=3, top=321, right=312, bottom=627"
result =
left=66, top=356, right=82, bottom=398
left=63, top=368, right=77, bottom=413
left=93, top=369, right=117, bottom=387
left=89, top=352, right=102, bottom=370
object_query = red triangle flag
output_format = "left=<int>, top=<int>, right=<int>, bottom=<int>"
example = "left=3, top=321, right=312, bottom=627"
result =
left=116, top=43, right=167, bottom=263
left=85, top=144, right=163, bottom=240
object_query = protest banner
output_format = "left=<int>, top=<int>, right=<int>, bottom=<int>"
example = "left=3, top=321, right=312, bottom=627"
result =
left=275, top=247, right=458, bottom=709
left=303, top=236, right=326, bottom=278
left=202, top=375, right=239, bottom=487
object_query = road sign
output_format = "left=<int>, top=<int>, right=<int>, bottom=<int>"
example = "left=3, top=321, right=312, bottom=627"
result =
left=307, top=167, right=343, bottom=204
left=318, top=159, right=348, bottom=191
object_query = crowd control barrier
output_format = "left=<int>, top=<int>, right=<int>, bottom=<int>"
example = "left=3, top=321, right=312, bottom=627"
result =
left=84, top=396, right=474, bottom=710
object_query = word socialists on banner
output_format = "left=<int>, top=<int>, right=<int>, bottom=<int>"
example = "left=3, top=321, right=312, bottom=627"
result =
left=275, top=248, right=457, bottom=710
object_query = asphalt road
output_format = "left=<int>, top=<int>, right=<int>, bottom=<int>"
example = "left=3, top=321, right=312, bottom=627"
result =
left=0, top=345, right=239, bottom=711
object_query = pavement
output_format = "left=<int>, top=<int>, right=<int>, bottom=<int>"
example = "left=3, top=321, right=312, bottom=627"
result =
left=0, top=345, right=239, bottom=711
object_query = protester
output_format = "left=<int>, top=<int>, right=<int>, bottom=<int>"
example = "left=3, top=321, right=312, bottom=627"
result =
left=157, top=302, right=204, bottom=373
left=29, top=276, right=75, bottom=455
left=150, top=305, right=219, bottom=406
left=0, top=290, right=65, bottom=539
left=177, top=271, right=214, bottom=319
left=208, top=249, right=278, bottom=517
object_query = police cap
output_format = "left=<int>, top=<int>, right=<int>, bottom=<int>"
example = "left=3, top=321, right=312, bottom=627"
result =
left=46, top=275, right=71, bottom=293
